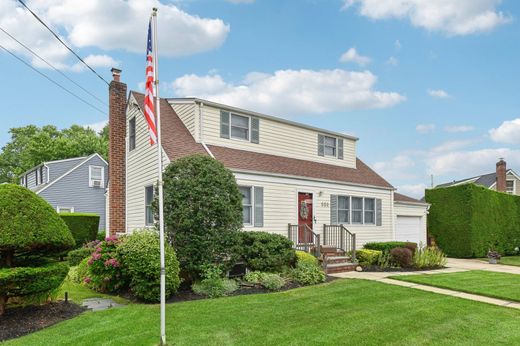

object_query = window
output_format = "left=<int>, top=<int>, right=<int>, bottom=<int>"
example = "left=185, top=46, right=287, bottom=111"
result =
left=364, top=198, right=375, bottom=224
left=338, top=196, right=350, bottom=223
left=231, top=114, right=250, bottom=140
left=145, top=185, right=154, bottom=226
left=506, top=180, right=515, bottom=194
left=57, top=206, right=74, bottom=213
left=39, top=166, right=44, bottom=184
left=89, top=166, right=104, bottom=188
left=20, top=175, right=25, bottom=186
left=239, top=186, right=253, bottom=225
left=351, top=197, right=363, bottom=224
left=323, top=136, right=337, bottom=157
left=129, top=117, right=136, bottom=151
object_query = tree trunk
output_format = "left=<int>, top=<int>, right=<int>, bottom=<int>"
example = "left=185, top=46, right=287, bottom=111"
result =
left=0, top=296, right=6, bottom=316
left=4, top=251, right=13, bottom=267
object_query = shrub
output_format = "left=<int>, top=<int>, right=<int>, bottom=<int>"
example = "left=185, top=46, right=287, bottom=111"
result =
left=67, top=247, right=94, bottom=266
left=295, top=251, right=318, bottom=266
left=413, top=246, right=447, bottom=269
left=0, top=184, right=74, bottom=315
left=356, top=249, right=382, bottom=265
left=117, top=231, right=181, bottom=302
left=364, top=241, right=413, bottom=253
left=426, top=184, right=520, bottom=257
left=390, top=247, right=413, bottom=268
left=162, top=155, right=243, bottom=279
left=191, top=265, right=238, bottom=298
left=71, top=257, right=90, bottom=284
left=404, top=242, right=418, bottom=254
left=97, top=231, right=106, bottom=242
left=85, top=236, right=126, bottom=293
left=291, top=262, right=326, bottom=286
left=240, top=232, right=296, bottom=272
left=60, top=213, right=100, bottom=248
left=244, top=271, right=286, bottom=291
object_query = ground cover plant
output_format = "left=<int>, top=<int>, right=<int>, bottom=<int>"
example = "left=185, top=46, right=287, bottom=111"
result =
left=6, top=279, right=520, bottom=345
left=391, top=270, right=520, bottom=302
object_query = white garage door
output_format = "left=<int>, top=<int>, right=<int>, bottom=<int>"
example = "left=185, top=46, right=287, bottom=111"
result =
left=395, top=216, right=423, bottom=244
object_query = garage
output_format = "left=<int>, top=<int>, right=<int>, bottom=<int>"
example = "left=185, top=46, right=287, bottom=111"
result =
left=393, top=193, right=429, bottom=246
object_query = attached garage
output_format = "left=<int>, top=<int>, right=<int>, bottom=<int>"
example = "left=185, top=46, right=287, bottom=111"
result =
left=393, top=193, right=429, bottom=246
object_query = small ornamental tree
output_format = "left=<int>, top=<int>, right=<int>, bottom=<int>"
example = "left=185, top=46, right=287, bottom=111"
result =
left=0, top=184, right=75, bottom=315
left=161, top=155, right=243, bottom=279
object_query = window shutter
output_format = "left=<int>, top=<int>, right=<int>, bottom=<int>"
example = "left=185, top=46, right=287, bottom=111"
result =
left=251, top=117, right=260, bottom=144
left=376, top=199, right=382, bottom=226
left=338, top=138, right=344, bottom=160
left=330, top=194, right=338, bottom=224
left=254, top=186, right=264, bottom=227
left=318, top=134, right=325, bottom=156
left=220, top=110, right=230, bottom=138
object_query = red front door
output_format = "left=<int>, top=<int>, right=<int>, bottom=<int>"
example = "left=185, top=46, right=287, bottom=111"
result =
left=298, top=192, right=313, bottom=243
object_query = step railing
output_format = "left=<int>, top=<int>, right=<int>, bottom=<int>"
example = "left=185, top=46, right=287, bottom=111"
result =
left=322, top=224, right=356, bottom=261
left=288, top=224, right=321, bottom=257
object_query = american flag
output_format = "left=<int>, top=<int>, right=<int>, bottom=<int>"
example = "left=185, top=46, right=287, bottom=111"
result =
left=144, top=20, right=157, bottom=145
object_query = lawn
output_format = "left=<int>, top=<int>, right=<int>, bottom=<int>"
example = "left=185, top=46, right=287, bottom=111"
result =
left=58, top=271, right=129, bottom=305
left=5, top=279, right=520, bottom=346
left=498, top=256, right=520, bottom=267
left=391, top=270, right=520, bottom=302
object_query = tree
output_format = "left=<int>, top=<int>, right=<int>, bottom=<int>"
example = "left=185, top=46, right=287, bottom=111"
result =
left=0, top=124, right=108, bottom=183
left=161, top=155, right=243, bottom=280
left=0, top=184, right=75, bottom=314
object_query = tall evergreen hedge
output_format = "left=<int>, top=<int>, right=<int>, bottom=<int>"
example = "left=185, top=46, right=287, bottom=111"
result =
left=60, top=213, right=100, bottom=247
left=426, top=184, right=520, bottom=258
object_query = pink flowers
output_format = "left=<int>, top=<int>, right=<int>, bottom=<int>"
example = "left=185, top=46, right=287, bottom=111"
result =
left=84, top=277, right=92, bottom=284
left=104, top=258, right=120, bottom=268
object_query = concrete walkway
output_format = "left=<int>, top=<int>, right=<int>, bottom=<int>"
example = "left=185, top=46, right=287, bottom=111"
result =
left=330, top=258, right=520, bottom=309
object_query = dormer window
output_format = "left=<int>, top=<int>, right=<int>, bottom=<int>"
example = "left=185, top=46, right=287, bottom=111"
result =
left=220, top=110, right=260, bottom=144
left=323, top=136, right=337, bottom=157
left=231, top=114, right=250, bottom=141
left=89, top=165, right=104, bottom=188
left=318, top=134, right=344, bottom=159
left=506, top=180, right=515, bottom=194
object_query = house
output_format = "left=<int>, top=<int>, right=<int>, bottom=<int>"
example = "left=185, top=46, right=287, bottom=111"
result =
left=435, top=159, right=519, bottom=195
left=19, top=153, right=108, bottom=230
left=107, top=69, right=428, bottom=265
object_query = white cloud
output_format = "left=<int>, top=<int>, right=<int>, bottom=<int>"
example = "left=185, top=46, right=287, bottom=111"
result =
left=396, top=184, right=427, bottom=198
left=343, top=0, right=511, bottom=36
left=373, top=155, right=417, bottom=180
left=428, top=89, right=450, bottom=98
left=444, top=125, right=475, bottom=133
left=386, top=56, right=398, bottom=66
left=0, top=0, right=229, bottom=69
left=489, top=118, right=520, bottom=145
left=84, top=119, right=108, bottom=133
left=339, top=48, right=371, bottom=66
left=226, top=0, right=255, bottom=3
left=394, top=39, right=401, bottom=50
left=416, top=124, right=436, bottom=134
left=172, top=69, right=405, bottom=116
left=70, top=54, right=119, bottom=72
left=430, top=139, right=475, bottom=154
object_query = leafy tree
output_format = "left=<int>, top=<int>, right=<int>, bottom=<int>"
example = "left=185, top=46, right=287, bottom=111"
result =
left=0, top=124, right=108, bottom=183
left=161, top=155, right=243, bottom=280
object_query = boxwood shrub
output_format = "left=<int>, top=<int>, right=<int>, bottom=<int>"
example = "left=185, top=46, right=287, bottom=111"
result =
left=240, top=231, right=297, bottom=272
left=426, top=184, right=520, bottom=257
left=67, top=247, right=94, bottom=266
left=295, top=250, right=318, bottom=266
left=356, top=249, right=382, bottom=265
left=363, top=241, right=414, bottom=253
left=60, top=213, right=100, bottom=248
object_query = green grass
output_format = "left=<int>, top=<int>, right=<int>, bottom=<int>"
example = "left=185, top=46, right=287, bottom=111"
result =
left=5, top=279, right=520, bottom=346
left=57, top=274, right=129, bottom=305
left=391, top=270, right=520, bottom=302
left=499, top=256, right=520, bottom=266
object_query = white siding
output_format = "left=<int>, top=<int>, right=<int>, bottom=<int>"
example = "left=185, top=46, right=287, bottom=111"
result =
left=393, top=202, right=428, bottom=246
left=235, top=172, right=393, bottom=247
left=126, top=94, right=170, bottom=232
left=171, top=102, right=357, bottom=169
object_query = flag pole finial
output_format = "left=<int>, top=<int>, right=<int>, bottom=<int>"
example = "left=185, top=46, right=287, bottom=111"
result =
left=153, top=7, right=157, bottom=15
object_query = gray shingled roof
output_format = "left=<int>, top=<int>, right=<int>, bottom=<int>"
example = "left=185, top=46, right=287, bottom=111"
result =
left=436, top=171, right=504, bottom=189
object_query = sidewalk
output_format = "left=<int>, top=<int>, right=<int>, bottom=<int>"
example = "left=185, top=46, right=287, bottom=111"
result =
left=330, top=258, right=520, bottom=309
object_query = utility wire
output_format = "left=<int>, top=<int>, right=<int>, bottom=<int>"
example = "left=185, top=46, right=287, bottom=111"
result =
left=17, top=0, right=110, bottom=86
left=0, top=26, right=108, bottom=107
left=0, top=43, right=106, bottom=115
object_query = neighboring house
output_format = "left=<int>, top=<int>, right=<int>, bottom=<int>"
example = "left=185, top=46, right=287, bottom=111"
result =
left=19, top=153, right=108, bottom=230
left=107, top=69, right=428, bottom=264
left=435, top=159, right=520, bottom=195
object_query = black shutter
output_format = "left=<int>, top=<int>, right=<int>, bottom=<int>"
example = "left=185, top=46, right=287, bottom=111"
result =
left=254, top=187, right=264, bottom=227
left=318, top=134, right=325, bottom=156
left=376, top=199, right=382, bottom=226
left=330, top=194, right=338, bottom=224
left=251, top=117, right=260, bottom=144
left=220, top=110, right=230, bottom=138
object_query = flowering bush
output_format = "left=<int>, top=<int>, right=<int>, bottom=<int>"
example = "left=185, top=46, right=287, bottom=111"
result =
left=85, top=236, right=127, bottom=292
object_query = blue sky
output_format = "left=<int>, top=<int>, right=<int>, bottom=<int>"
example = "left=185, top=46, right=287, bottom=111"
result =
left=1, top=0, right=519, bottom=197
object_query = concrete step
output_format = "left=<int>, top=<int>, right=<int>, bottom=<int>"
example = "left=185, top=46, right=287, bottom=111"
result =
left=325, top=256, right=351, bottom=264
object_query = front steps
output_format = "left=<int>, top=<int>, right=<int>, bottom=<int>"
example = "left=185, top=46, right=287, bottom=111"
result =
left=320, top=245, right=358, bottom=274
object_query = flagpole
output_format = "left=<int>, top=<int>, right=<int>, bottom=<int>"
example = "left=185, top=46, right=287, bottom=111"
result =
left=152, top=7, right=167, bottom=346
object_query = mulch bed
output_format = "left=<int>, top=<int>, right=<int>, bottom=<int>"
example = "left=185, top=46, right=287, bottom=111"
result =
left=0, top=301, right=86, bottom=342
left=361, top=266, right=446, bottom=272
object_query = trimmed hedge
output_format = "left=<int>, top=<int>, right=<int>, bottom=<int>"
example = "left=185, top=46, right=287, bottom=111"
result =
left=60, top=213, right=100, bottom=248
left=67, top=247, right=94, bottom=266
left=240, top=232, right=297, bottom=272
left=356, top=249, right=382, bottom=265
left=426, top=184, right=520, bottom=258
left=295, top=250, right=318, bottom=266
left=0, top=262, right=69, bottom=298
left=363, top=241, right=414, bottom=253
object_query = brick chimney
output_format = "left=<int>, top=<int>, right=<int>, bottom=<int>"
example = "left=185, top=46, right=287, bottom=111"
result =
left=108, top=68, right=127, bottom=235
left=496, top=158, right=507, bottom=192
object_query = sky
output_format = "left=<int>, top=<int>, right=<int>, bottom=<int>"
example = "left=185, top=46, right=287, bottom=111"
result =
left=1, top=0, right=519, bottom=198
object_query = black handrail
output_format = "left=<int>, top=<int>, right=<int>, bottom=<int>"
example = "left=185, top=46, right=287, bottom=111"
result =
left=287, top=224, right=321, bottom=257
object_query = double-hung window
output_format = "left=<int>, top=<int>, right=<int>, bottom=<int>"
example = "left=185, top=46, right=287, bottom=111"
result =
left=129, top=117, right=136, bottom=151
left=89, top=166, right=104, bottom=188
left=323, top=136, right=337, bottom=157
left=338, top=196, right=350, bottom=223
left=240, top=186, right=253, bottom=225
left=506, top=180, right=515, bottom=194
left=351, top=197, right=363, bottom=224
left=231, top=114, right=250, bottom=141
left=364, top=198, right=375, bottom=224
left=145, top=185, right=154, bottom=226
